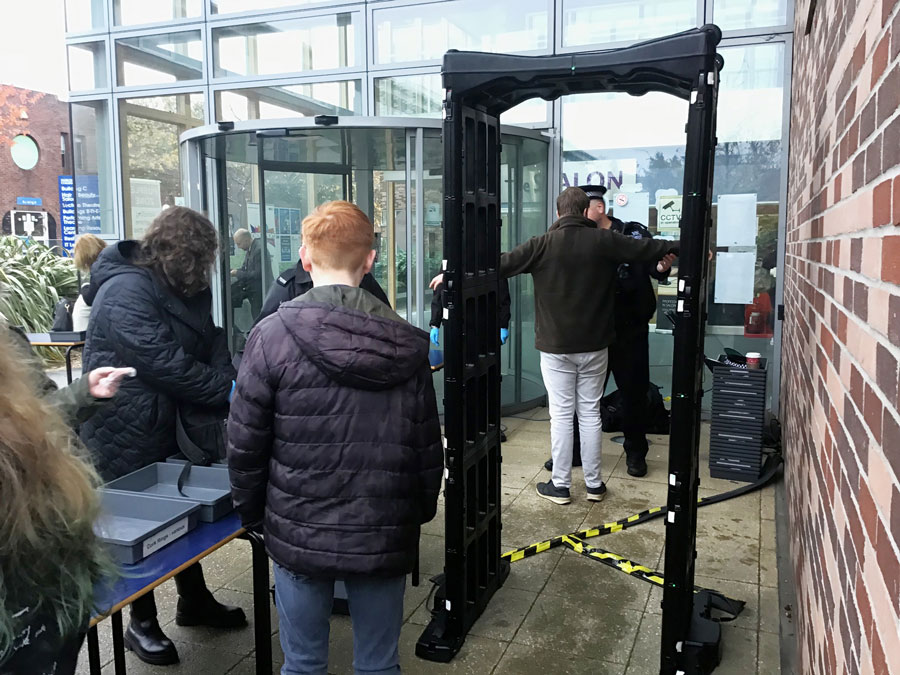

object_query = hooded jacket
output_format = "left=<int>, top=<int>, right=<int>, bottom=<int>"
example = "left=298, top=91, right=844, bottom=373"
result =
left=227, top=285, right=443, bottom=578
left=500, top=215, right=678, bottom=354
left=79, top=241, right=234, bottom=480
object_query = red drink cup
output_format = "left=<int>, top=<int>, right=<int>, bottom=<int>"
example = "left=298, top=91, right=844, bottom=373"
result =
left=745, top=352, right=761, bottom=369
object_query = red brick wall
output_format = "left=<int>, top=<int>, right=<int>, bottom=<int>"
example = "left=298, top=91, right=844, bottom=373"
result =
left=0, top=86, right=72, bottom=239
left=784, top=0, right=900, bottom=673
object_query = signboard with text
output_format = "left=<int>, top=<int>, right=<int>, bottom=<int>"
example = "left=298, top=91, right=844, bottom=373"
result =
left=58, top=176, right=76, bottom=253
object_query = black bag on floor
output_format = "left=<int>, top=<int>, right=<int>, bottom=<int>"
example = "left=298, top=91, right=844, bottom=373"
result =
left=599, top=383, right=670, bottom=435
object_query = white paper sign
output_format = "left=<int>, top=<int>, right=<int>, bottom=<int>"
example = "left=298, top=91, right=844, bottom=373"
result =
left=717, top=194, right=758, bottom=247
left=714, top=252, right=756, bottom=304
left=142, top=516, right=189, bottom=558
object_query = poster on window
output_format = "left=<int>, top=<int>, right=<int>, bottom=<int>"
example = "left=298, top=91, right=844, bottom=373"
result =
left=716, top=194, right=758, bottom=247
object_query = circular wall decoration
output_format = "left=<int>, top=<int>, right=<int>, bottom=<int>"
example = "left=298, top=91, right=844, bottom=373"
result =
left=10, top=135, right=39, bottom=170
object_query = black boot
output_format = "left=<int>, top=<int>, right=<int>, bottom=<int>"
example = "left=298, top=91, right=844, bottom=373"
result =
left=124, top=618, right=179, bottom=666
left=625, top=442, right=649, bottom=477
left=175, top=592, right=247, bottom=629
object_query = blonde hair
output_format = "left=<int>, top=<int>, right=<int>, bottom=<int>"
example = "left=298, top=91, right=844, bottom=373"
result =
left=302, top=201, right=374, bottom=271
left=73, top=234, right=107, bottom=273
left=0, top=330, right=107, bottom=656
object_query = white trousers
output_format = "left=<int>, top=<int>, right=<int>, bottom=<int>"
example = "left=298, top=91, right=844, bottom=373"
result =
left=539, top=349, right=609, bottom=489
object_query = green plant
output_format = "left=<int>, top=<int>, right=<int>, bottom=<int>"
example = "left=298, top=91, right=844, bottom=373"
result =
left=0, top=237, right=78, bottom=362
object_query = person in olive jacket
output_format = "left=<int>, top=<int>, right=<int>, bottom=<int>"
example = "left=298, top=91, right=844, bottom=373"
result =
left=500, top=187, right=678, bottom=507
left=79, top=207, right=246, bottom=666
left=227, top=201, right=443, bottom=675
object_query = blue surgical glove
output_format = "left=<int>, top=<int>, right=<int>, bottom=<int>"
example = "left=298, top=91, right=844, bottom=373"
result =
left=500, top=328, right=509, bottom=345
left=430, top=326, right=440, bottom=346
left=228, top=380, right=236, bottom=402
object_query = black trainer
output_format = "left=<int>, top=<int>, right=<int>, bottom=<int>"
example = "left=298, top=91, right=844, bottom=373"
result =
left=536, top=481, right=571, bottom=505
left=586, top=483, right=607, bottom=502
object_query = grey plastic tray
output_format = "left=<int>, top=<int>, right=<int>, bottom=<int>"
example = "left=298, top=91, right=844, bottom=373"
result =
left=166, top=453, right=228, bottom=469
left=104, top=463, right=234, bottom=522
left=94, top=490, right=201, bottom=564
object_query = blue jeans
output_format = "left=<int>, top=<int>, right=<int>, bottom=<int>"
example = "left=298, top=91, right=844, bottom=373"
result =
left=273, top=563, right=405, bottom=675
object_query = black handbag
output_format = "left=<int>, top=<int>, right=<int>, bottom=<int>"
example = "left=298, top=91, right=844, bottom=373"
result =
left=174, top=403, right=229, bottom=494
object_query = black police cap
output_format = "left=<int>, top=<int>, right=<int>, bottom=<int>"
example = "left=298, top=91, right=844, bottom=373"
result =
left=576, top=184, right=607, bottom=201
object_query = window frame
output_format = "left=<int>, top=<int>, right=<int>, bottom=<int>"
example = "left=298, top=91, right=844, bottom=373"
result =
left=66, top=35, right=113, bottom=95
left=113, top=24, right=208, bottom=92
left=207, top=6, right=366, bottom=85
left=367, top=0, right=555, bottom=71
left=211, top=75, right=366, bottom=122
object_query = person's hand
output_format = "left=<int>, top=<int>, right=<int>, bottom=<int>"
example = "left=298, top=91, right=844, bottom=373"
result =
left=430, top=327, right=440, bottom=346
left=88, top=367, right=136, bottom=399
left=500, top=328, right=509, bottom=345
left=429, top=273, right=444, bottom=290
left=657, top=253, right=677, bottom=274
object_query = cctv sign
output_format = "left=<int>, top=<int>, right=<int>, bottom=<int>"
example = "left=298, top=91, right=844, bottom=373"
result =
left=656, top=195, right=682, bottom=236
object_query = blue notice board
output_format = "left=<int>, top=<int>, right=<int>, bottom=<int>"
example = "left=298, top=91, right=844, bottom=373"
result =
left=58, top=176, right=76, bottom=253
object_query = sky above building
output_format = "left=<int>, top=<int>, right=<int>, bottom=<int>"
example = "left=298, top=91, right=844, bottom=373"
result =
left=0, top=0, right=67, bottom=98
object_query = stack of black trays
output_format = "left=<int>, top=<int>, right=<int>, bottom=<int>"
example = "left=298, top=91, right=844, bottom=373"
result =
left=709, top=357, right=767, bottom=481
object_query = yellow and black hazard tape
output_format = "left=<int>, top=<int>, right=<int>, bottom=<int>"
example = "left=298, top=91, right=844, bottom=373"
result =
left=502, top=452, right=782, bottom=564
left=560, top=534, right=745, bottom=619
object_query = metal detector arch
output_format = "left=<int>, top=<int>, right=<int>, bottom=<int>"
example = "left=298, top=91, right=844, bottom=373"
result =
left=414, top=25, right=724, bottom=674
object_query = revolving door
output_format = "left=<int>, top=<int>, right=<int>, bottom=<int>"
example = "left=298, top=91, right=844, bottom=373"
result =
left=180, top=118, right=550, bottom=410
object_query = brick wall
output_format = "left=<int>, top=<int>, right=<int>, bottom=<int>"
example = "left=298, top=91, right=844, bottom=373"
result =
left=784, top=0, right=900, bottom=673
left=0, top=86, right=72, bottom=239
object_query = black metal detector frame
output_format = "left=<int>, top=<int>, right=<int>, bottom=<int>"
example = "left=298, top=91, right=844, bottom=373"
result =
left=415, top=25, right=724, bottom=674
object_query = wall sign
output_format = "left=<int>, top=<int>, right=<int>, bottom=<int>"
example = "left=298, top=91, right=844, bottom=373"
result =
left=58, top=176, right=76, bottom=253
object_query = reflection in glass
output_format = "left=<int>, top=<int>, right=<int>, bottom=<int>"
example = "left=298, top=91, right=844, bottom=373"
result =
left=215, top=81, right=361, bottom=121
left=501, top=99, right=551, bottom=127
left=115, top=31, right=203, bottom=86
left=713, top=0, right=788, bottom=31
left=501, top=136, right=549, bottom=407
left=119, top=93, right=205, bottom=238
left=65, top=0, right=106, bottom=33
left=373, top=0, right=549, bottom=64
left=374, top=74, right=442, bottom=117
left=559, top=41, right=786, bottom=407
left=562, top=0, right=696, bottom=47
left=68, top=42, right=107, bottom=91
left=212, top=15, right=355, bottom=78
left=211, top=0, right=324, bottom=14
left=114, top=0, right=202, bottom=26
left=71, top=101, right=116, bottom=235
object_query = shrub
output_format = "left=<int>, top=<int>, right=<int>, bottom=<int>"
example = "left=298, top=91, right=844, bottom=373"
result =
left=0, top=237, right=78, bottom=362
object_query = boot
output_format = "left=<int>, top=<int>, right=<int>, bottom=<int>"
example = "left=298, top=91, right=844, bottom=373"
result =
left=124, top=617, right=179, bottom=666
left=175, top=592, right=247, bottom=629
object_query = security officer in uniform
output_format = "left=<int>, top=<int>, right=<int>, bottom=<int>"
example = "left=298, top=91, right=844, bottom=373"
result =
left=544, top=184, right=675, bottom=477
left=255, top=255, right=390, bottom=326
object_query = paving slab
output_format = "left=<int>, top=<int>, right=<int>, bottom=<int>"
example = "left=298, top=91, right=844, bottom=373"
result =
left=514, top=593, right=642, bottom=664
left=494, top=642, right=625, bottom=674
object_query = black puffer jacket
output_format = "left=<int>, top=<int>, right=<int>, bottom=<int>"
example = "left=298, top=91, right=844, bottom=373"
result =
left=227, top=285, right=443, bottom=578
left=80, top=241, right=235, bottom=481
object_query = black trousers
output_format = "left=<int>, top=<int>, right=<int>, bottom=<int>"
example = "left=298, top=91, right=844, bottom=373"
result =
left=572, top=327, right=650, bottom=464
left=130, top=562, right=208, bottom=621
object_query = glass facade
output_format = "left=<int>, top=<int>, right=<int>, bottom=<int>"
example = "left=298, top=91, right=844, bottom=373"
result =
left=212, top=14, right=358, bottom=78
left=68, top=42, right=108, bottom=91
left=66, top=0, right=792, bottom=410
left=215, top=81, right=362, bottom=120
left=115, top=31, right=204, bottom=86
left=372, top=0, right=550, bottom=65
left=119, top=93, right=205, bottom=238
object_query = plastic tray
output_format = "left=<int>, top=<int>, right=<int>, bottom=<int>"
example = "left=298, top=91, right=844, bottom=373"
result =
left=94, top=490, right=201, bottom=564
left=166, top=453, right=228, bottom=469
left=104, top=463, right=234, bottom=522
